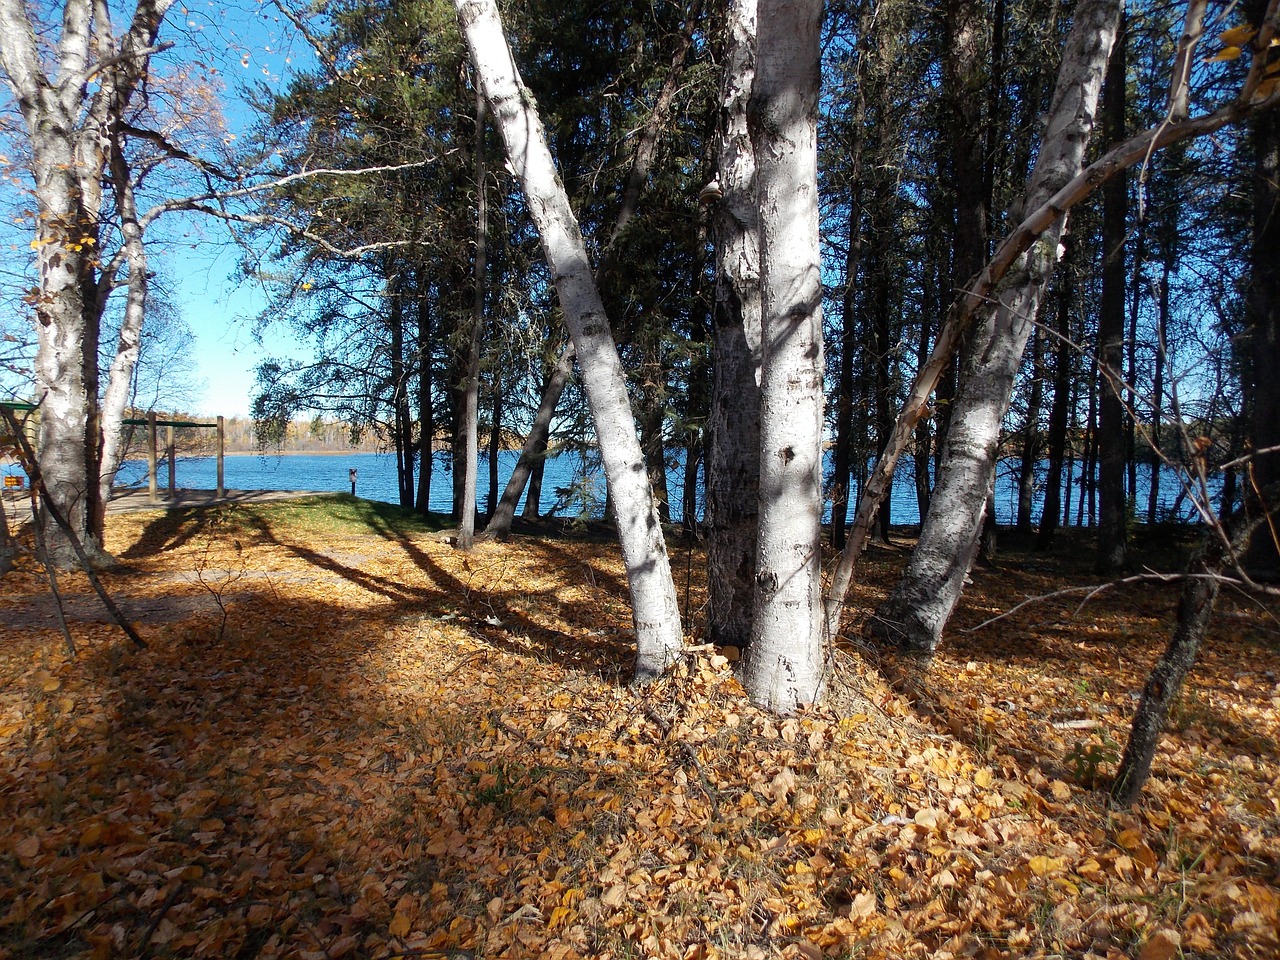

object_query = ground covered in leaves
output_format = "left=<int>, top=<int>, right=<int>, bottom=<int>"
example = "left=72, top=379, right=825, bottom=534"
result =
left=1, top=495, right=1277, bottom=960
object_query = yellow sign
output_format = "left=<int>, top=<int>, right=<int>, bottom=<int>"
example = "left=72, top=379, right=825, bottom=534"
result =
left=3, top=475, right=23, bottom=488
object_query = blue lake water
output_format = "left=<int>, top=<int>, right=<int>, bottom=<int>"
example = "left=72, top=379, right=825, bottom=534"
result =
left=96, top=449, right=1219, bottom=528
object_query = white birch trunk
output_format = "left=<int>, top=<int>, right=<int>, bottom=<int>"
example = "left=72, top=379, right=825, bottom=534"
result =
left=99, top=141, right=148, bottom=510
left=0, top=0, right=175, bottom=566
left=453, top=0, right=683, bottom=679
left=706, top=0, right=762, bottom=653
left=871, top=0, right=1122, bottom=654
left=742, top=0, right=826, bottom=712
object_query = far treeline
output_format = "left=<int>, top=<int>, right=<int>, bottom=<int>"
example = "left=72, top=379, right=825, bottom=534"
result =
left=1, top=0, right=1277, bottom=798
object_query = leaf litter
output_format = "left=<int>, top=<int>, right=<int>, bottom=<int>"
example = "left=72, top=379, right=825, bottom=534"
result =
left=0, top=499, right=1276, bottom=959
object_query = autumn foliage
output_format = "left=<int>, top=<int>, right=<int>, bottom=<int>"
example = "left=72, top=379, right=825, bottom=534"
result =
left=0, top=496, right=1277, bottom=959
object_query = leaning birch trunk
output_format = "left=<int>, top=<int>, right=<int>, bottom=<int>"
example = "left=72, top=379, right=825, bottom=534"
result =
left=483, top=9, right=697, bottom=542
left=742, top=0, right=826, bottom=712
left=868, top=0, right=1123, bottom=655
left=825, top=0, right=1280, bottom=641
left=98, top=140, right=149, bottom=511
left=454, top=0, right=683, bottom=679
left=705, top=0, right=762, bottom=653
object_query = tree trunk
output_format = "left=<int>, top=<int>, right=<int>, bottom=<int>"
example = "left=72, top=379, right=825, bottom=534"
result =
left=0, top=0, right=176, bottom=567
left=98, top=136, right=148, bottom=511
left=0, top=486, right=14, bottom=576
left=1016, top=324, right=1044, bottom=533
left=869, top=0, right=1122, bottom=655
left=1147, top=252, right=1171, bottom=524
left=487, top=372, right=502, bottom=519
left=458, top=86, right=487, bottom=551
left=1038, top=256, right=1075, bottom=550
left=1096, top=12, right=1128, bottom=574
left=455, top=0, right=683, bottom=679
left=1245, top=65, right=1279, bottom=576
left=1111, top=553, right=1219, bottom=806
left=741, top=0, right=826, bottom=712
left=416, top=272, right=434, bottom=515
left=480, top=2, right=700, bottom=541
left=487, top=345, right=572, bottom=536
left=706, top=0, right=762, bottom=652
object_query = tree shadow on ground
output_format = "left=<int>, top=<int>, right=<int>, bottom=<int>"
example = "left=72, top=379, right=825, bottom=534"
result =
left=0, top=591, right=605, bottom=959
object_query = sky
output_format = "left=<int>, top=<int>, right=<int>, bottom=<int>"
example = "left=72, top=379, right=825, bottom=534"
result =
left=143, top=0, right=320, bottom=420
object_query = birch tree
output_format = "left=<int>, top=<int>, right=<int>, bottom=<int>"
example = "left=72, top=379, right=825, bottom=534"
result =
left=705, top=0, right=761, bottom=653
left=0, top=0, right=177, bottom=566
left=740, top=0, right=826, bottom=712
left=868, top=0, right=1124, bottom=653
left=453, top=0, right=684, bottom=680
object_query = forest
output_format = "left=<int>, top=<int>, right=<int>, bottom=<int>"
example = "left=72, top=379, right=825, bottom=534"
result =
left=1, top=0, right=1279, bottom=956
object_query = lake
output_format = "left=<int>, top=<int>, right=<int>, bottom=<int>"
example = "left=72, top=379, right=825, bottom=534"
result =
left=101, top=449, right=1219, bottom=528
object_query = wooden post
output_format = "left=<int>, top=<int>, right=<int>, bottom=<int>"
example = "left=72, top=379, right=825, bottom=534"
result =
left=148, top=412, right=158, bottom=503
left=217, top=416, right=225, bottom=498
left=166, top=424, right=176, bottom=498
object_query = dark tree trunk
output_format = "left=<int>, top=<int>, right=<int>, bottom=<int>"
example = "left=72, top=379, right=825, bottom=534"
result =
left=487, top=373, right=502, bottom=518
left=488, top=344, right=572, bottom=535
left=1017, top=324, right=1044, bottom=533
left=1095, top=13, right=1128, bottom=573
left=705, top=0, right=762, bottom=651
left=828, top=83, right=865, bottom=551
left=416, top=273, right=434, bottom=515
left=1245, top=69, right=1280, bottom=575
left=1038, top=260, right=1075, bottom=549
left=524, top=456, right=545, bottom=519
left=1111, top=553, right=1219, bottom=806
left=1147, top=253, right=1171, bottom=524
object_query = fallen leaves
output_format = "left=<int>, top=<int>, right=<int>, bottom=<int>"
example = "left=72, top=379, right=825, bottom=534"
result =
left=0, top=503, right=1276, bottom=958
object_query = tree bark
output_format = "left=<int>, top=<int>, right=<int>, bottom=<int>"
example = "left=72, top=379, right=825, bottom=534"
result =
left=98, top=135, right=149, bottom=510
left=706, top=0, right=762, bottom=651
left=1038, top=254, right=1075, bottom=550
left=0, top=0, right=176, bottom=567
left=1016, top=324, right=1044, bottom=533
left=458, top=86, right=487, bottom=551
left=741, top=0, right=827, bottom=713
left=481, top=2, right=701, bottom=541
left=1096, top=12, right=1128, bottom=574
left=455, top=0, right=683, bottom=679
left=1245, top=65, right=1280, bottom=575
left=868, top=0, right=1122, bottom=654
left=1147, top=250, right=1171, bottom=524
left=1111, top=554, right=1219, bottom=806
left=415, top=270, right=435, bottom=515
left=487, top=344, right=573, bottom=536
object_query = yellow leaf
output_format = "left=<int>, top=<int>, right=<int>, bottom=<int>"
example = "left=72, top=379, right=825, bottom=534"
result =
left=1219, top=24, right=1257, bottom=47
left=1207, top=45, right=1243, bottom=62
left=389, top=912, right=412, bottom=938
left=1029, top=855, right=1064, bottom=876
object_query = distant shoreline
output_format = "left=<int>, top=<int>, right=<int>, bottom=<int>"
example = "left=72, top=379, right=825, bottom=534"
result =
left=218, top=449, right=385, bottom=458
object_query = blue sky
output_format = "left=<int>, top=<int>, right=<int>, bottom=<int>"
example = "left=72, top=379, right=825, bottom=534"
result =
left=150, top=0, right=318, bottom=419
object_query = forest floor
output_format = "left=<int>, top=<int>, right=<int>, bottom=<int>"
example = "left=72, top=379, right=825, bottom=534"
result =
left=0, top=495, right=1277, bottom=960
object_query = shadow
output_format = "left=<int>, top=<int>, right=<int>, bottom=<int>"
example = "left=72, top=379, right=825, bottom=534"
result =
left=0, top=589, right=602, bottom=959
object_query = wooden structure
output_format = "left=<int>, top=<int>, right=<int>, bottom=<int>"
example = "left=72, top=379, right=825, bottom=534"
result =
left=2, top=402, right=226, bottom=502
left=129, top=413, right=226, bottom=503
